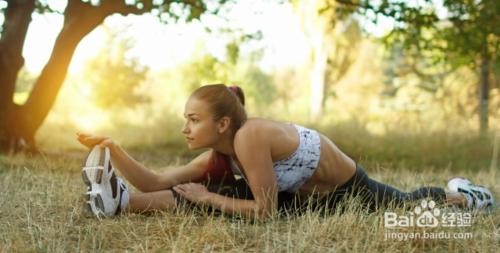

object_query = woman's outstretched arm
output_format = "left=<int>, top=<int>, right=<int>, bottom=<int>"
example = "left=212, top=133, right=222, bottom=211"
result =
left=77, top=133, right=209, bottom=192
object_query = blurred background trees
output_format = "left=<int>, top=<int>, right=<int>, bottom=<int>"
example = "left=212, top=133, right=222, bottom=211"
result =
left=0, top=0, right=230, bottom=153
left=336, top=0, right=499, bottom=135
left=83, top=26, right=150, bottom=109
left=0, top=0, right=498, bottom=166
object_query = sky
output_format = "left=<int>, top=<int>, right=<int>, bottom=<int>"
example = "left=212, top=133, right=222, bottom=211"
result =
left=19, top=0, right=394, bottom=74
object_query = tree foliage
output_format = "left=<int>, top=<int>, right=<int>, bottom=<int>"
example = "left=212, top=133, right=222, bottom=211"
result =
left=336, top=0, right=499, bottom=133
left=336, top=0, right=499, bottom=68
left=84, top=27, right=149, bottom=109
left=0, top=0, right=233, bottom=153
left=179, top=37, right=275, bottom=114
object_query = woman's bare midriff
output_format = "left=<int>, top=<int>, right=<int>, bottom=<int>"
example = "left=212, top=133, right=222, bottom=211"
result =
left=298, top=134, right=356, bottom=196
left=235, top=119, right=356, bottom=197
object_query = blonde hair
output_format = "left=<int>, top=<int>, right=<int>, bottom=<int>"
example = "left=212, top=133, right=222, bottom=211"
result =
left=190, top=84, right=247, bottom=133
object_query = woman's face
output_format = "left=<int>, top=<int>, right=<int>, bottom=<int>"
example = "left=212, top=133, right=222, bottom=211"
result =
left=182, top=97, right=220, bottom=150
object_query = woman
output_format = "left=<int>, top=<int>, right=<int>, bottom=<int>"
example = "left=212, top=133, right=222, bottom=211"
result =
left=78, top=84, right=494, bottom=219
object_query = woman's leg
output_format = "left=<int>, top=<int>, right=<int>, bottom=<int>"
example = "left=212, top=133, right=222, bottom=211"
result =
left=347, top=165, right=466, bottom=211
left=127, top=190, right=177, bottom=213
left=126, top=179, right=252, bottom=214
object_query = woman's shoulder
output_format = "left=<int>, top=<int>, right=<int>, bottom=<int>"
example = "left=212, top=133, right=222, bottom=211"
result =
left=235, top=118, right=291, bottom=141
left=233, top=119, right=278, bottom=155
left=234, top=118, right=265, bottom=139
left=238, top=117, right=282, bottom=131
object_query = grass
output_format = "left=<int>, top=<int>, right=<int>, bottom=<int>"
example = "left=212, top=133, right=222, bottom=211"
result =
left=318, top=122, right=497, bottom=172
left=0, top=146, right=498, bottom=253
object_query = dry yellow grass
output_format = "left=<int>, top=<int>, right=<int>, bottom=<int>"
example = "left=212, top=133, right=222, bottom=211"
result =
left=0, top=151, right=498, bottom=253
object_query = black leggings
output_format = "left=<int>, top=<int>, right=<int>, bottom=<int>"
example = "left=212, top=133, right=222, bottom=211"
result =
left=316, top=165, right=447, bottom=213
left=171, top=165, right=447, bottom=215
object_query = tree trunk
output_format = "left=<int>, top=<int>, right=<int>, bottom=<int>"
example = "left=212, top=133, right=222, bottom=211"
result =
left=479, top=52, right=489, bottom=136
left=295, top=0, right=336, bottom=122
left=0, top=0, right=152, bottom=154
left=0, top=0, right=35, bottom=153
left=310, top=36, right=328, bottom=122
left=16, top=5, right=108, bottom=142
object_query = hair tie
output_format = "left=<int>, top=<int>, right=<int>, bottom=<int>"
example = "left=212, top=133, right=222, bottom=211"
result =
left=228, top=86, right=238, bottom=94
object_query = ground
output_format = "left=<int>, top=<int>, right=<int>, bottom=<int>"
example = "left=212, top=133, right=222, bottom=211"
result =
left=0, top=148, right=498, bottom=252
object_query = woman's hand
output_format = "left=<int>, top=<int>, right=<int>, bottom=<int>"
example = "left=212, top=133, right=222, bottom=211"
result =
left=76, top=132, right=116, bottom=149
left=173, top=183, right=210, bottom=204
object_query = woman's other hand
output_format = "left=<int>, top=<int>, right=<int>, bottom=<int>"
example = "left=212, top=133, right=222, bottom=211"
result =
left=173, top=183, right=210, bottom=204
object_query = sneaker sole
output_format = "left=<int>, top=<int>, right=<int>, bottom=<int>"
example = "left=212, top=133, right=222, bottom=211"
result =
left=81, top=146, right=118, bottom=218
left=84, top=192, right=107, bottom=218
left=84, top=187, right=125, bottom=218
left=81, top=146, right=110, bottom=186
left=82, top=168, right=103, bottom=186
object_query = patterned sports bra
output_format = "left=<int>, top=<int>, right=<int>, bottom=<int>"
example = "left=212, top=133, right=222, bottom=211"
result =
left=230, top=124, right=322, bottom=193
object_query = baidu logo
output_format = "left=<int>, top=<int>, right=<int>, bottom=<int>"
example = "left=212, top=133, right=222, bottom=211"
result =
left=412, top=199, right=441, bottom=227
left=384, top=200, right=472, bottom=228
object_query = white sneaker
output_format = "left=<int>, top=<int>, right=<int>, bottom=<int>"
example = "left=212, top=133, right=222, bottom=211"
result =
left=84, top=177, right=129, bottom=218
left=82, top=145, right=111, bottom=186
left=447, top=177, right=494, bottom=210
left=82, top=146, right=129, bottom=218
